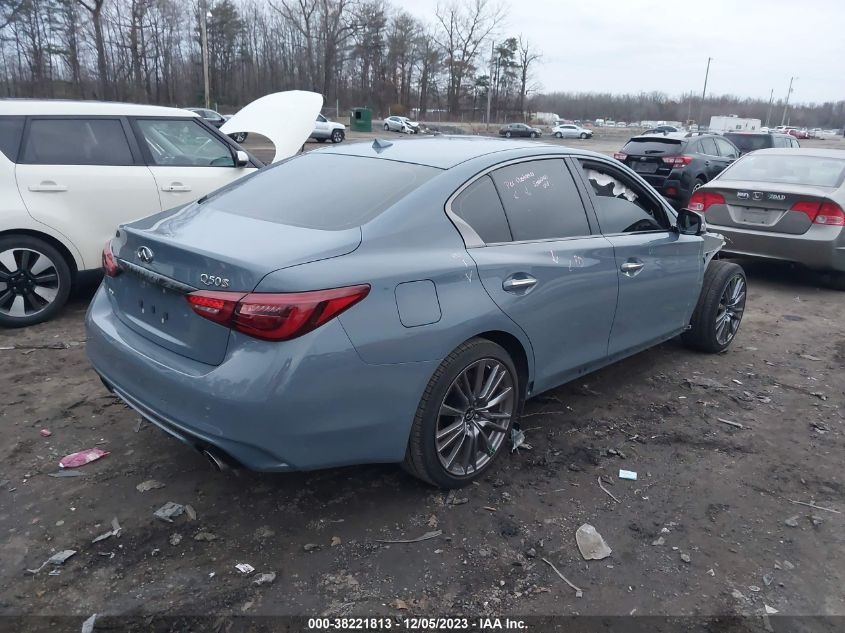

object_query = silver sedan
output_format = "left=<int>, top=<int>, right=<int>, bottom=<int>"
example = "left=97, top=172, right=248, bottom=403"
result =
left=689, top=148, right=845, bottom=278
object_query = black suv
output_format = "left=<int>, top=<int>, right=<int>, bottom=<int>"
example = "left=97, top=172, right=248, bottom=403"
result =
left=614, top=133, right=740, bottom=208
left=722, top=131, right=799, bottom=155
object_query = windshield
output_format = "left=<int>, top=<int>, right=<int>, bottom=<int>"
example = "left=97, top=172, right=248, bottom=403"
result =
left=721, top=154, right=845, bottom=188
left=205, top=153, right=439, bottom=229
left=723, top=134, right=770, bottom=152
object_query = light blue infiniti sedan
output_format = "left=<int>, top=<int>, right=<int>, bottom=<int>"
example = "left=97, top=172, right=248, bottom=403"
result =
left=86, top=137, right=746, bottom=488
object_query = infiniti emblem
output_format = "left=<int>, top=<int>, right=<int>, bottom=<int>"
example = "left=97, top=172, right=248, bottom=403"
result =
left=137, top=246, right=154, bottom=263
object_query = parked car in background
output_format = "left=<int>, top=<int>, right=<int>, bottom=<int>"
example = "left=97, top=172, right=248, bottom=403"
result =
left=722, top=131, right=799, bottom=155
left=311, top=113, right=345, bottom=143
left=86, top=137, right=743, bottom=488
left=688, top=148, right=845, bottom=283
left=0, top=92, right=324, bottom=327
left=499, top=123, right=541, bottom=138
left=551, top=123, right=592, bottom=139
left=383, top=116, right=420, bottom=134
left=645, top=125, right=681, bottom=134
left=185, top=108, right=248, bottom=143
left=614, top=133, right=740, bottom=208
left=788, top=128, right=810, bottom=140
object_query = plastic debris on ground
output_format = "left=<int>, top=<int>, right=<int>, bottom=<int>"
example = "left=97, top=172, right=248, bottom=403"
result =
left=575, top=523, right=612, bottom=560
left=619, top=469, right=638, bottom=481
left=136, top=479, right=165, bottom=493
left=26, top=549, right=77, bottom=574
left=59, top=448, right=109, bottom=469
left=375, top=530, right=442, bottom=544
left=194, top=531, right=217, bottom=542
left=81, top=614, right=97, bottom=633
left=153, top=502, right=185, bottom=523
left=40, top=429, right=52, bottom=437
left=48, top=470, right=85, bottom=478
left=91, top=517, right=122, bottom=544
left=253, top=572, right=276, bottom=586
left=510, top=425, right=532, bottom=453
left=235, top=563, right=255, bottom=575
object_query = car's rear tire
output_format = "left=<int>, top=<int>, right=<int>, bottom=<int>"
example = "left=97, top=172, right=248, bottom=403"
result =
left=693, top=176, right=706, bottom=192
left=403, top=338, right=519, bottom=488
left=228, top=132, right=247, bottom=143
left=554, top=132, right=562, bottom=138
left=384, top=123, right=390, bottom=131
left=331, top=129, right=345, bottom=143
left=682, top=260, right=747, bottom=353
left=0, top=235, right=72, bottom=328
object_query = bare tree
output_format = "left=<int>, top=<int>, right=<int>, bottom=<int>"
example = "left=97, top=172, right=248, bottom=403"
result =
left=75, top=0, right=108, bottom=98
left=516, top=35, right=540, bottom=118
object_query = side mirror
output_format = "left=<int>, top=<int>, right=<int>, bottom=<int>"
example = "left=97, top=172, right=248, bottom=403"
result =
left=235, top=150, right=249, bottom=167
left=676, top=208, right=706, bottom=236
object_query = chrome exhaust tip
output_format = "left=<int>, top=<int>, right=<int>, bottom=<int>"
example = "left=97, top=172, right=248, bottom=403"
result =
left=203, top=449, right=229, bottom=472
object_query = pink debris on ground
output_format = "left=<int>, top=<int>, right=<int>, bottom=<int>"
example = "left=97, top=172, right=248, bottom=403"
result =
left=59, top=448, right=110, bottom=469
left=40, top=429, right=52, bottom=437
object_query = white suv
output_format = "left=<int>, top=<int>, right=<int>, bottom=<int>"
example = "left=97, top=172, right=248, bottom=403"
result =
left=0, top=100, right=262, bottom=327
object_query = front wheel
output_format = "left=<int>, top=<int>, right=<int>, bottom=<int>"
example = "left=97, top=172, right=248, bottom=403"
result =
left=0, top=235, right=72, bottom=328
left=530, top=132, right=538, bottom=138
left=580, top=132, right=588, bottom=139
left=505, top=131, right=512, bottom=138
left=228, top=132, right=247, bottom=143
left=403, top=338, right=520, bottom=488
left=682, top=261, right=747, bottom=353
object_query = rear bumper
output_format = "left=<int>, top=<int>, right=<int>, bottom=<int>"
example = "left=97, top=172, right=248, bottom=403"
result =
left=85, top=285, right=438, bottom=471
left=709, top=222, right=845, bottom=271
left=638, top=171, right=691, bottom=208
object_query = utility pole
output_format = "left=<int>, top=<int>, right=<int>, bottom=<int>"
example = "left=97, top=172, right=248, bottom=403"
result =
left=781, top=76, right=796, bottom=126
left=485, top=41, right=494, bottom=131
left=200, top=0, right=210, bottom=109
left=697, top=57, right=712, bottom=127
left=765, top=89, right=774, bottom=128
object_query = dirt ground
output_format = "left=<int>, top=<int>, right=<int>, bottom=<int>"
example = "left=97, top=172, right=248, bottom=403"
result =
left=1, top=129, right=844, bottom=629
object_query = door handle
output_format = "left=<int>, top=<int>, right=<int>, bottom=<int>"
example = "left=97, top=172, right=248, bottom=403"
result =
left=620, top=261, right=645, bottom=277
left=162, top=183, right=192, bottom=192
left=28, top=181, right=67, bottom=192
left=502, top=275, right=537, bottom=293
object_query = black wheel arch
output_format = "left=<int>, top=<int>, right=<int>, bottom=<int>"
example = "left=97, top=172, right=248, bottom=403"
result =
left=0, top=229, right=79, bottom=280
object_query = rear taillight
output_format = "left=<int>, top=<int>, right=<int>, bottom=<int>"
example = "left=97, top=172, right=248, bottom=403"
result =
left=662, top=155, right=694, bottom=167
left=102, top=240, right=121, bottom=277
left=187, top=285, right=370, bottom=341
left=687, top=191, right=725, bottom=212
left=790, top=200, right=845, bottom=225
left=613, top=152, right=627, bottom=161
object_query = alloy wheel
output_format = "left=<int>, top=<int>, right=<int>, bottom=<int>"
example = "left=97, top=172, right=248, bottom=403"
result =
left=715, top=274, right=746, bottom=346
left=0, top=247, right=61, bottom=319
left=435, top=358, right=515, bottom=477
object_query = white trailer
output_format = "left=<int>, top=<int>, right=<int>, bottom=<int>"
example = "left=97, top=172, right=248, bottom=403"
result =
left=709, top=115, right=762, bottom=133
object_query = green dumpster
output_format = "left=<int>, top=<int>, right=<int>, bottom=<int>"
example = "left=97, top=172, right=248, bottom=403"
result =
left=350, top=107, right=372, bottom=132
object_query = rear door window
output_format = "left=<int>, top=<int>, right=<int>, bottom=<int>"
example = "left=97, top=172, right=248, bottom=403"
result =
left=579, top=160, right=670, bottom=234
left=451, top=175, right=512, bottom=243
left=21, top=118, right=134, bottom=165
left=715, top=137, right=739, bottom=159
left=489, top=159, right=590, bottom=241
left=621, top=138, right=684, bottom=156
left=0, top=116, right=25, bottom=161
left=699, top=137, right=719, bottom=156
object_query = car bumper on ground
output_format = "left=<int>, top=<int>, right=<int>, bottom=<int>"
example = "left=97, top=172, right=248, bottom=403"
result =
left=708, top=223, right=845, bottom=271
left=85, top=285, right=438, bottom=471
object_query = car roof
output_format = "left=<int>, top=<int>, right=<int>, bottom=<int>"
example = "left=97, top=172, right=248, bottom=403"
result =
left=0, top=99, right=198, bottom=118
left=742, top=148, right=845, bottom=159
left=317, top=136, right=561, bottom=169
left=724, top=131, right=789, bottom=137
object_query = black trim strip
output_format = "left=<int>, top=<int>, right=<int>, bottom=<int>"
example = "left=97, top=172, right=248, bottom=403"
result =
left=116, top=258, right=197, bottom=294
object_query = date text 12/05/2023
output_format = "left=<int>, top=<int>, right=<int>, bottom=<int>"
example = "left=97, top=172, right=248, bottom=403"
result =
left=306, top=617, right=529, bottom=630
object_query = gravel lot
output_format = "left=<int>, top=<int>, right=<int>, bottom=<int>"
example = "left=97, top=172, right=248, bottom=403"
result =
left=1, top=128, right=844, bottom=628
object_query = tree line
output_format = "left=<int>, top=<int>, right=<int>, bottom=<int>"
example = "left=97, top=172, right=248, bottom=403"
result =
left=1, top=0, right=842, bottom=129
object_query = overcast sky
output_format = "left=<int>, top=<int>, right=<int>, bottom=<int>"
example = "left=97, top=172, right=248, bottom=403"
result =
left=398, top=0, right=844, bottom=104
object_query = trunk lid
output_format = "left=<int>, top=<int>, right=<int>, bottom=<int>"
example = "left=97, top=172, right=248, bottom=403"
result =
left=702, top=180, right=834, bottom=234
left=108, top=202, right=362, bottom=365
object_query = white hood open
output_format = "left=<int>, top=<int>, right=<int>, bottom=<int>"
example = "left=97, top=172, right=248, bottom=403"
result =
left=221, top=91, right=323, bottom=163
